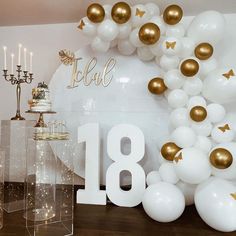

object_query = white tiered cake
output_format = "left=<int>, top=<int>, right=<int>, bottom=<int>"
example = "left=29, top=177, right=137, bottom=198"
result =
left=28, top=82, right=52, bottom=112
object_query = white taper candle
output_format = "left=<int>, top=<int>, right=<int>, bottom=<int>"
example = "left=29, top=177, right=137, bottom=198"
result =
left=11, top=53, right=14, bottom=74
left=18, top=44, right=22, bottom=65
left=30, top=52, right=33, bottom=73
left=3, top=46, right=7, bottom=70
left=24, top=48, right=27, bottom=71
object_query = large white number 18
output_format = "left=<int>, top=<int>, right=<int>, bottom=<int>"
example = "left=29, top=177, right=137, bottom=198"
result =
left=77, top=123, right=146, bottom=207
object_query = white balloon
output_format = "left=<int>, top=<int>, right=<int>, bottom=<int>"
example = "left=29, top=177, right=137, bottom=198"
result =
left=176, top=181, right=197, bottom=206
left=142, top=183, right=185, bottom=222
left=167, top=89, right=188, bottom=109
left=199, top=58, right=218, bottom=77
left=171, top=126, right=196, bottom=148
left=91, top=36, right=110, bottom=52
left=97, top=19, right=119, bottom=42
left=202, top=68, right=236, bottom=104
left=187, top=96, right=207, bottom=110
left=179, top=37, right=196, bottom=58
left=194, top=135, right=212, bottom=153
left=118, top=22, right=132, bottom=39
left=163, top=69, right=185, bottom=90
left=195, top=177, right=236, bottom=232
left=137, top=47, right=155, bottom=61
left=183, top=77, right=203, bottom=96
left=160, top=55, right=180, bottom=71
left=166, top=24, right=185, bottom=38
left=104, top=4, right=112, bottom=19
left=169, top=108, right=190, bottom=128
left=118, top=39, right=136, bottom=56
left=146, top=171, right=162, bottom=186
left=149, top=39, right=163, bottom=57
left=211, top=123, right=235, bottom=143
left=110, top=39, right=118, bottom=48
left=191, top=119, right=213, bottom=137
left=145, top=3, right=160, bottom=17
left=129, top=28, right=144, bottom=47
left=131, top=5, right=151, bottom=27
left=187, top=11, right=226, bottom=45
left=207, top=103, right=226, bottom=123
left=211, top=143, right=236, bottom=180
left=173, top=148, right=211, bottom=184
left=79, top=17, right=97, bottom=37
left=159, top=162, right=179, bottom=184
left=149, top=16, right=166, bottom=35
left=162, top=37, right=182, bottom=56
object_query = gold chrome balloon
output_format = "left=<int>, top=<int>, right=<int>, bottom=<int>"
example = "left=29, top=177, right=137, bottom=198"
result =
left=210, top=148, right=233, bottom=169
left=190, top=106, right=207, bottom=122
left=161, top=142, right=181, bottom=161
left=194, top=43, right=214, bottom=60
left=139, top=23, right=161, bottom=45
left=148, top=77, right=167, bottom=95
left=180, top=59, right=199, bottom=77
left=163, top=5, right=183, bottom=25
left=87, top=3, right=105, bottom=23
left=111, top=2, right=131, bottom=24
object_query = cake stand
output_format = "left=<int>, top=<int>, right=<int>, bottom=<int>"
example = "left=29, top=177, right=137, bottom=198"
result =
left=25, top=111, right=56, bottom=127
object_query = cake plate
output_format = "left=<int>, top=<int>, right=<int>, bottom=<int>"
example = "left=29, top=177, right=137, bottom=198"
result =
left=25, top=111, right=56, bottom=127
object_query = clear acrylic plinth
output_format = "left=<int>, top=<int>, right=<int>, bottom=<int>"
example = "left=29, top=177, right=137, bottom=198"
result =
left=0, top=120, right=35, bottom=213
left=0, top=150, right=5, bottom=229
left=25, top=138, right=74, bottom=236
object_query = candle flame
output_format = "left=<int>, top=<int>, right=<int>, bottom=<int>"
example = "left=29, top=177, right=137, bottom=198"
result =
left=3, top=46, right=7, bottom=51
left=11, top=53, right=14, bottom=57
left=24, top=48, right=27, bottom=52
left=19, top=43, right=22, bottom=47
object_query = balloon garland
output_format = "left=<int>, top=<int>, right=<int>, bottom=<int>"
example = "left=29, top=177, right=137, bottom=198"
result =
left=78, top=2, right=236, bottom=232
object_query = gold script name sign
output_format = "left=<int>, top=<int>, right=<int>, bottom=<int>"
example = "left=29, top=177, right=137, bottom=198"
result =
left=67, top=57, right=116, bottom=89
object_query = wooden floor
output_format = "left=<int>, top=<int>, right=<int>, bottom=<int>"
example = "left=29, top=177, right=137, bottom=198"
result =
left=0, top=203, right=235, bottom=236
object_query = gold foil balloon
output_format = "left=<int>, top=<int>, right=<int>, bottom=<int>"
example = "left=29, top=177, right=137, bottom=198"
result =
left=111, top=2, right=131, bottom=24
left=139, top=23, right=161, bottom=45
left=190, top=106, right=207, bottom=122
left=180, top=59, right=199, bottom=77
left=161, top=142, right=181, bottom=161
left=148, top=77, right=167, bottom=95
left=195, top=43, right=214, bottom=60
left=210, top=148, right=233, bottom=169
left=87, top=3, right=105, bottom=23
left=163, top=5, right=183, bottom=25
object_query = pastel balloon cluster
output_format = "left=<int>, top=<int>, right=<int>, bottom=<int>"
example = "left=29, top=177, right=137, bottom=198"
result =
left=79, top=2, right=236, bottom=233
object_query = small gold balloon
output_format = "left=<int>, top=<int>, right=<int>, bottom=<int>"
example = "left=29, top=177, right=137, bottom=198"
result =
left=210, top=148, right=233, bottom=169
left=87, top=3, right=105, bottom=23
left=139, top=23, right=161, bottom=45
left=195, top=43, right=214, bottom=60
left=190, top=106, right=207, bottom=122
left=148, top=77, right=167, bottom=95
left=161, top=142, right=182, bottom=161
left=163, top=4, right=183, bottom=25
left=111, top=2, right=131, bottom=24
left=180, top=59, right=199, bottom=77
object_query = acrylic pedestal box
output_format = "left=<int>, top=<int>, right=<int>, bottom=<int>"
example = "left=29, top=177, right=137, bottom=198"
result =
left=25, top=138, right=74, bottom=236
left=0, top=120, right=35, bottom=213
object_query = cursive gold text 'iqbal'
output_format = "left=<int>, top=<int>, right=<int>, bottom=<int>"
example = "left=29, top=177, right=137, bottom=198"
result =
left=67, top=57, right=116, bottom=88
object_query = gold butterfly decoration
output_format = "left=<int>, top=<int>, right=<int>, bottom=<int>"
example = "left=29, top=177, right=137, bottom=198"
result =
left=78, top=19, right=85, bottom=30
left=59, top=50, right=75, bottom=65
left=230, top=193, right=236, bottom=200
left=174, top=152, right=183, bottom=163
left=136, top=8, right=145, bottom=18
left=166, top=41, right=176, bottom=49
left=218, top=124, right=230, bottom=133
left=222, top=69, right=235, bottom=79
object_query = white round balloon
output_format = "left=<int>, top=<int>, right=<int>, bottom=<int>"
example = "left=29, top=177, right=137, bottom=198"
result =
left=91, top=37, right=110, bottom=53
left=207, top=103, right=226, bottom=123
left=195, top=177, right=236, bottom=232
left=163, top=69, right=184, bottom=90
left=167, top=89, right=188, bottom=109
left=146, top=171, right=162, bottom=186
left=211, top=123, right=235, bottom=143
left=169, top=108, right=189, bottom=128
left=183, top=77, right=203, bottom=96
left=160, top=55, right=180, bottom=71
left=194, top=135, right=212, bottom=153
left=97, top=19, right=119, bottom=42
left=159, top=162, right=179, bottom=184
left=142, top=182, right=185, bottom=222
left=118, top=39, right=136, bottom=56
left=166, top=24, right=185, bottom=38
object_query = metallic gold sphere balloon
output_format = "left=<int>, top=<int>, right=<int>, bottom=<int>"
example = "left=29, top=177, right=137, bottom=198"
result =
left=161, top=142, right=181, bottom=161
left=194, top=43, right=214, bottom=60
left=190, top=106, right=207, bottom=122
left=139, top=23, right=161, bottom=45
left=111, top=2, right=131, bottom=24
left=148, top=77, right=167, bottom=95
left=180, top=59, right=199, bottom=77
left=210, top=148, right=233, bottom=169
left=87, top=3, right=105, bottom=23
left=163, top=4, right=183, bottom=25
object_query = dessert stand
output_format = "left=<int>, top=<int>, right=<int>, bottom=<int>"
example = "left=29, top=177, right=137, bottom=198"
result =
left=26, top=111, right=56, bottom=127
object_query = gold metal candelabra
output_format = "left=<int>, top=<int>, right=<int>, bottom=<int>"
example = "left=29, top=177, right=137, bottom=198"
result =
left=3, top=65, right=33, bottom=120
